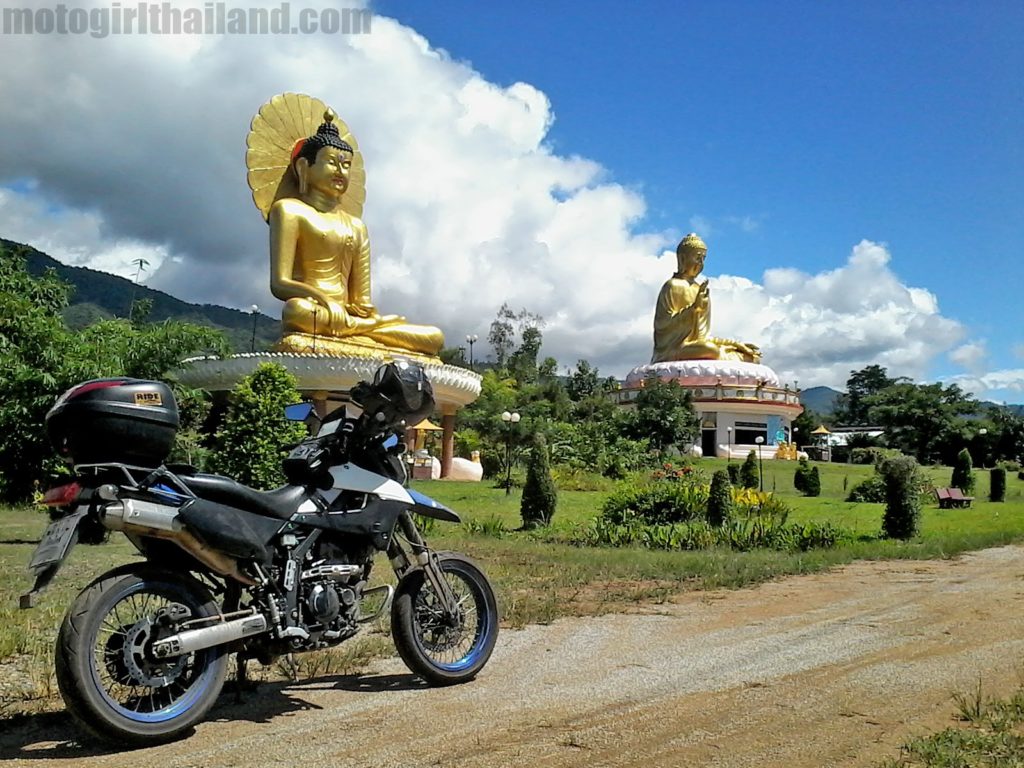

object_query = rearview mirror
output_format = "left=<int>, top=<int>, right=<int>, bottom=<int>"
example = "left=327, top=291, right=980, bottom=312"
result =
left=284, top=403, right=314, bottom=421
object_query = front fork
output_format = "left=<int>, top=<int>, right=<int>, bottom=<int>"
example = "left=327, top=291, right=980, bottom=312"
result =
left=388, top=512, right=460, bottom=616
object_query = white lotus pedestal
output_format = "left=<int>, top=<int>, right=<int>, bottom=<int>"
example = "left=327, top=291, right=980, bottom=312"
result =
left=176, top=353, right=481, bottom=478
left=615, top=359, right=804, bottom=459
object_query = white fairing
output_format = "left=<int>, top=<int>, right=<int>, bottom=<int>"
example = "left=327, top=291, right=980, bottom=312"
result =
left=329, top=464, right=413, bottom=504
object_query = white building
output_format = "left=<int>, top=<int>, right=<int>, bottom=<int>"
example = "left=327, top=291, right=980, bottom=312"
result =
left=610, top=360, right=804, bottom=459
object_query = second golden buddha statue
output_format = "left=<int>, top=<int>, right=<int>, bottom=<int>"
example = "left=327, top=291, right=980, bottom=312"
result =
left=651, top=233, right=760, bottom=364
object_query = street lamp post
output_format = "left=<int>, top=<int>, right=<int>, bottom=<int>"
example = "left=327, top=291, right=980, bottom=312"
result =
left=726, top=426, right=733, bottom=463
left=977, top=427, right=988, bottom=468
left=755, top=435, right=765, bottom=492
left=249, top=304, right=259, bottom=353
left=501, top=410, right=520, bottom=496
left=466, top=334, right=479, bottom=371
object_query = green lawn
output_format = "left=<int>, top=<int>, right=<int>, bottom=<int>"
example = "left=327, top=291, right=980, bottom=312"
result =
left=2, top=458, right=1023, bottom=715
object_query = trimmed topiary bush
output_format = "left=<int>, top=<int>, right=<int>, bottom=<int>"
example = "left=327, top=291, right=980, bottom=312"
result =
left=951, top=448, right=975, bottom=496
left=520, top=432, right=557, bottom=529
left=805, top=466, right=821, bottom=497
left=727, top=462, right=741, bottom=485
left=740, top=450, right=759, bottom=489
left=707, top=470, right=733, bottom=527
left=794, top=457, right=809, bottom=493
left=990, top=467, right=1007, bottom=502
left=881, top=455, right=922, bottom=540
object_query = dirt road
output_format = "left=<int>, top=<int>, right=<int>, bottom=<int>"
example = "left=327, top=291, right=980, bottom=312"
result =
left=5, top=545, right=1024, bottom=767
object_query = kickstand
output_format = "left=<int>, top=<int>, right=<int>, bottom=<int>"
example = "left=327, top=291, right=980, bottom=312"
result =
left=233, top=654, right=255, bottom=702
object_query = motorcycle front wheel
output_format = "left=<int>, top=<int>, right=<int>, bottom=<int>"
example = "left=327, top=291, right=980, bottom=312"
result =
left=391, top=552, right=499, bottom=685
left=55, top=565, right=228, bottom=745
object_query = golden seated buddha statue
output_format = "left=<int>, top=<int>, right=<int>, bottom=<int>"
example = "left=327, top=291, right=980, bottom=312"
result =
left=651, top=233, right=760, bottom=364
left=247, top=94, right=443, bottom=359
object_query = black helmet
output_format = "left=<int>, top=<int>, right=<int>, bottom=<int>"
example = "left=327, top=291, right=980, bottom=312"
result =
left=353, top=360, right=434, bottom=429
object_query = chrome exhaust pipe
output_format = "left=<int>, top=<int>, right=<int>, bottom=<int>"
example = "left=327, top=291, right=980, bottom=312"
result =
left=151, top=612, right=269, bottom=658
left=102, top=500, right=255, bottom=585
left=102, top=498, right=182, bottom=534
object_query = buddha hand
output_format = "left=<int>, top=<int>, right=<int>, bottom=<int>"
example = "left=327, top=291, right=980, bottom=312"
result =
left=348, top=302, right=378, bottom=320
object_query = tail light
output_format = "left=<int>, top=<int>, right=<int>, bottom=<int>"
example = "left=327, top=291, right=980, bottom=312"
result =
left=41, top=482, right=82, bottom=507
left=51, top=379, right=126, bottom=410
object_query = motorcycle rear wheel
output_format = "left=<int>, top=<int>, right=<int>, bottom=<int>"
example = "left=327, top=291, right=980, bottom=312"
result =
left=391, top=552, right=499, bottom=685
left=55, top=565, right=228, bottom=745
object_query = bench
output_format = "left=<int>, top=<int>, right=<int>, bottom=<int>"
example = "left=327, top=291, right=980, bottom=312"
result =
left=935, top=487, right=974, bottom=509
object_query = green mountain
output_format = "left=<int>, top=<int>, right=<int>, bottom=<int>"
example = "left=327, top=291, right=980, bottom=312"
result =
left=799, top=386, right=843, bottom=416
left=1, top=238, right=280, bottom=352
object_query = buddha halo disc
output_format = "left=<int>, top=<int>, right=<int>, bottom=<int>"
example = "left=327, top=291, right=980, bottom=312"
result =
left=245, top=92, right=367, bottom=221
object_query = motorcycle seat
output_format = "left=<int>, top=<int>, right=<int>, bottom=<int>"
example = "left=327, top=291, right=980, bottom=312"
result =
left=179, top=473, right=310, bottom=521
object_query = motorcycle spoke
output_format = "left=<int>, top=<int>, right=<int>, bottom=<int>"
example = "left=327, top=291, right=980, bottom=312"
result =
left=89, top=586, right=211, bottom=719
left=412, top=568, right=484, bottom=666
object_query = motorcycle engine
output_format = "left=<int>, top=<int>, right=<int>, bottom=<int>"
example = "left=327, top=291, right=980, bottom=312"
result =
left=300, top=570, right=360, bottom=643
left=305, top=581, right=348, bottom=624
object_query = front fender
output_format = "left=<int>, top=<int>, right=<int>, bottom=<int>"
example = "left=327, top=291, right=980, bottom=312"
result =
left=407, top=489, right=460, bottom=523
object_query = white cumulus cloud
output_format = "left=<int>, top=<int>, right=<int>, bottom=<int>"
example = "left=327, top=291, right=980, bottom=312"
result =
left=949, top=341, right=988, bottom=372
left=943, top=370, right=1024, bottom=399
left=0, top=3, right=967, bottom=390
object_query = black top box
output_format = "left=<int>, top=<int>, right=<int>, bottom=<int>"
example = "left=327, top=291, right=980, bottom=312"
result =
left=46, top=378, right=179, bottom=467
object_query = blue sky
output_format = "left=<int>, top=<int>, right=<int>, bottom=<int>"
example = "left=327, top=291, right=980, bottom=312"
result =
left=377, top=0, right=1023, bottom=387
left=0, top=0, right=1020, bottom=399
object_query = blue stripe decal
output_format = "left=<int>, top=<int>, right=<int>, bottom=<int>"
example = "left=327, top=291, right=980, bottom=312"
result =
left=407, top=488, right=452, bottom=513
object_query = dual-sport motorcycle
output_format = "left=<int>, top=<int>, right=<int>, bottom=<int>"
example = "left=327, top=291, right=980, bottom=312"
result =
left=21, top=360, right=498, bottom=745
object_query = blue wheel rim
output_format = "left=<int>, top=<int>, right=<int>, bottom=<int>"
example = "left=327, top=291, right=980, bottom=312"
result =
left=413, top=562, right=495, bottom=672
left=88, top=579, right=219, bottom=724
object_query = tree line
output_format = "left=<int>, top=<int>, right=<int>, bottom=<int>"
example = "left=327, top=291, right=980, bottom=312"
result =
left=805, top=364, right=1022, bottom=466
left=0, top=259, right=702, bottom=503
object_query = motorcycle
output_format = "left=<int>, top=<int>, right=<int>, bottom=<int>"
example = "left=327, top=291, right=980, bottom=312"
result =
left=21, top=360, right=498, bottom=745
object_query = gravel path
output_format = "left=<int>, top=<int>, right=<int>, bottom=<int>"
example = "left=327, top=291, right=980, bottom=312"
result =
left=5, top=545, right=1024, bottom=767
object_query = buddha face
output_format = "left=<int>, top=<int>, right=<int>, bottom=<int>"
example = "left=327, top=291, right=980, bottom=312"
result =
left=301, top=145, right=353, bottom=199
left=677, top=247, right=706, bottom=279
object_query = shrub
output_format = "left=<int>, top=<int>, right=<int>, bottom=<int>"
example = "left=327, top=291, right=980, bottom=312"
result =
left=549, top=466, right=615, bottom=492
left=601, top=478, right=709, bottom=526
left=999, top=460, right=1021, bottom=472
left=793, top=458, right=809, bottom=493
left=520, top=432, right=557, bottom=529
left=651, top=459, right=698, bottom=482
left=881, top=455, right=922, bottom=540
left=731, top=488, right=790, bottom=525
left=462, top=515, right=508, bottom=537
left=479, top=449, right=504, bottom=480
left=740, top=450, right=759, bottom=489
left=990, top=467, right=1007, bottom=503
left=727, top=462, right=741, bottom=485
left=847, top=473, right=886, bottom=503
left=707, top=470, right=733, bottom=527
left=1019, top=469, right=1024, bottom=482
left=210, top=363, right=308, bottom=490
left=575, top=514, right=844, bottom=552
left=850, top=446, right=903, bottom=467
left=805, top=466, right=821, bottom=497
left=951, top=448, right=975, bottom=495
